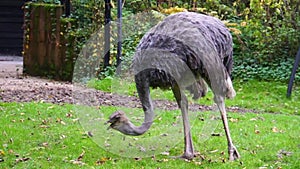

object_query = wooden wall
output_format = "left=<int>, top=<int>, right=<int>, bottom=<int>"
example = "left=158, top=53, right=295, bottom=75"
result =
left=23, top=3, right=76, bottom=81
left=0, top=0, right=25, bottom=55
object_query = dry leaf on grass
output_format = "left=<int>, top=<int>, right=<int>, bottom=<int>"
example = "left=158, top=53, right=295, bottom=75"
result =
left=69, top=151, right=86, bottom=166
left=15, top=157, right=30, bottom=163
left=95, top=157, right=111, bottom=165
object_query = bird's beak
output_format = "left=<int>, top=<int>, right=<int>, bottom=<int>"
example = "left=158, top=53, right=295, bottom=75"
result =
left=105, top=120, right=113, bottom=130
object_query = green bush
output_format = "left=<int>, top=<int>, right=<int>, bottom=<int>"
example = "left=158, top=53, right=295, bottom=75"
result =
left=31, top=0, right=61, bottom=4
left=31, top=0, right=299, bottom=82
left=231, top=0, right=300, bottom=81
left=232, top=57, right=299, bottom=82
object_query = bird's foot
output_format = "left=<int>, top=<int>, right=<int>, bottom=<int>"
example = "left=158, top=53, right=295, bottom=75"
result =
left=171, top=152, right=196, bottom=160
left=228, top=145, right=240, bottom=161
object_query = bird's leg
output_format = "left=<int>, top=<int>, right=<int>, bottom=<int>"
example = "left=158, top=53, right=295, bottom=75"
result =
left=172, top=86, right=195, bottom=160
left=214, top=95, right=240, bottom=161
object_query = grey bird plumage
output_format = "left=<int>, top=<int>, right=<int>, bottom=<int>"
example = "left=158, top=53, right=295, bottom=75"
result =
left=108, top=12, right=240, bottom=161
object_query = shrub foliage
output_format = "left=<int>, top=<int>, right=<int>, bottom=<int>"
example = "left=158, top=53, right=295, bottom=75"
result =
left=28, top=0, right=300, bottom=81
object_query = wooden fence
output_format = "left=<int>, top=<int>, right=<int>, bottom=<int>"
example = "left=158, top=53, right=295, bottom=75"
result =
left=23, top=3, right=75, bottom=81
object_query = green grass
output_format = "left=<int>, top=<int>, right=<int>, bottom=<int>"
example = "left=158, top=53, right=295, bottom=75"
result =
left=0, top=101, right=299, bottom=168
left=87, top=78, right=300, bottom=115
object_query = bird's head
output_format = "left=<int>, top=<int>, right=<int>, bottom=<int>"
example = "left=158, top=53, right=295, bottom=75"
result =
left=106, top=110, right=129, bottom=130
left=106, top=110, right=149, bottom=136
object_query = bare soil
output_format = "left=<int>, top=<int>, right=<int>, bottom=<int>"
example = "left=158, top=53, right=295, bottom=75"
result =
left=0, top=57, right=252, bottom=113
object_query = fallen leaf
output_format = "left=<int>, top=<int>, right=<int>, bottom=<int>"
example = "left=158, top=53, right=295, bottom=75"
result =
left=0, top=150, right=5, bottom=156
left=139, top=146, right=146, bottom=152
left=194, top=161, right=202, bottom=165
left=199, top=117, right=205, bottom=121
left=134, top=157, right=142, bottom=161
left=60, top=121, right=66, bottom=125
left=72, top=118, right=79, bottom=122
left=95, top=157, right=111, bottom=165
left=211, top=133, right=221, bottom=136
left=161, top=151, right=169, bottom=156
left=69, top=151, right=86, bottom=166
left=77, top=151, right=85, bottom=161
left=209, top=149, right=219, bottom=153
left=184, top=158, right=191, bottom=162
left=56, top=118, right=66, bottom=125
left=60, top=135, right=67, bottom=139
left=15, top=157, right=30, bottom=163
left=151, top=155, right=156, bottom=160
left=39, top=125, right=49, bottom=128
left=41, top=119, right=48, bottom=125
left=70, top=160, right=85, bottom=165
left=256, top=145, right=263, bottom=149
left=2, top=131, right=7, bottom=137
left=41, top=142, right=48, bottom=147
left=87, top=131, right=93, bottom=137
left=277, top=149, right=292, bottom=159
left=272, top=127, right=279, bottom=133
left=66, top=113, right=73, bottom=118
left=229, top=118, right=238, bottom=122
left=259, top=167, right=268, bottom=169
left=47, top=106, right=54, bottom=110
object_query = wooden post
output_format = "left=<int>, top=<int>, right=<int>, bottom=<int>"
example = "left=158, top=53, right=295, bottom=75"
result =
left=117, top=0, right=122, bottom=67
left=59, top=0, right=71, bottom=17
left=54, top=7, right=62, bottom=77
left=38, top=6, right=45, bottom=66
left=104, top=0, right=111, bottom=68
left=287, top=47, right=300, bottom=98
left=23, top=3, right=72, bottom=81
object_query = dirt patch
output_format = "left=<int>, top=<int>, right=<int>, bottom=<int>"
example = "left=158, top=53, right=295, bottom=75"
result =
left=0, top=57, right=255, bottom=113
left=0, top=75, right=212, bottom=111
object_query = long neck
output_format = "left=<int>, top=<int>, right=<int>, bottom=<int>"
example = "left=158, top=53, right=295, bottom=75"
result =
left=124, top=119, right=153, bottom=136
left=118, top=107, right=154, bottom=136
left=123, top=75, right=154, bottom=136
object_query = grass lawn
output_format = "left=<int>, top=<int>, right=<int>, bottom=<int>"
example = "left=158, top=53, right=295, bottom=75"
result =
left=1, top=80, right=299, bottom=168
left=88, top=78, right=300, bottom=115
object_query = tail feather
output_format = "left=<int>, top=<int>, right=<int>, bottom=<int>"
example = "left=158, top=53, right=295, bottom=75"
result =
left=186, top=78, right=208, bottom=100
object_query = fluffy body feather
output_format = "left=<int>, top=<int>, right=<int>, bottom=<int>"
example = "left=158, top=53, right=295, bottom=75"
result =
left=108, top=12, right=240, bottom=161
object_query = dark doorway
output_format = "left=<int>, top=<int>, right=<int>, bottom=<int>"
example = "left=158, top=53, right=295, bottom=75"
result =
left=0, top=0, right=24, bottom=55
